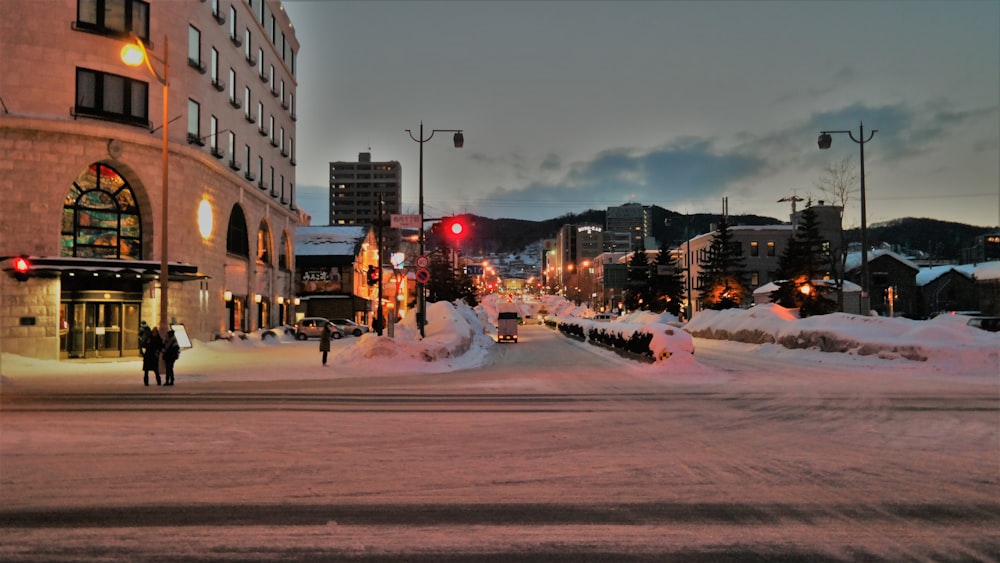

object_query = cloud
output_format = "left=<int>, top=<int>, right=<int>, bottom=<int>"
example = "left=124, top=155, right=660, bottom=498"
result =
left=474, top=139, right=767, bottom=215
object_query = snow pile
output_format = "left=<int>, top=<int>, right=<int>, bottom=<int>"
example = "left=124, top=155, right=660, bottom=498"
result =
left=547, top=310, right=696, bottom=363
left=342, top=300, right=492, bottom=368
left=685, top=303, right=999, bottom=365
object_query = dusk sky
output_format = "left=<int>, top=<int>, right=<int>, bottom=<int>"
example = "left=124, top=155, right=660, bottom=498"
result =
left=283, top=0, right=999, bottom=229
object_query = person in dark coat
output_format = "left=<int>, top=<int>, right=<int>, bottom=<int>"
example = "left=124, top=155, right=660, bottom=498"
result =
left=162, top=329, right=180, bottom=386
left=319, top=322, right=333, bottom=366
left=138, top=321, right=151, bottom=355
left=142, top=326, right=163, bottom=386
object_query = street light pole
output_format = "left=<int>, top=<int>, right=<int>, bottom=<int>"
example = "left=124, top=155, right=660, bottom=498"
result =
left=123, top=34, right=170, bottom=334
left=405, top=122, right=463, bottom=338
left=818, top=121, right=877, bottom=314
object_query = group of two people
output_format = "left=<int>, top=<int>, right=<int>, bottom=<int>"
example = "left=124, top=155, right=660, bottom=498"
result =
left=139, top=321, right=181, bottom=386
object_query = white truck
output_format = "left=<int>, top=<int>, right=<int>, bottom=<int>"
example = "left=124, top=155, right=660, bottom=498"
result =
left=497, top=302, right=519, bottom=343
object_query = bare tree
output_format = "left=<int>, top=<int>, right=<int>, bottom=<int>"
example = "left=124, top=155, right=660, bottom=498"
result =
left=814, top=156, right=858, bottom=311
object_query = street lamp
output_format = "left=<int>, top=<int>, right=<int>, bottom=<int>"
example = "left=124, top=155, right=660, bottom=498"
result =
left=405, top=122, right=464, bottom=337
left=122, top=34, right=171, bottom=334
left=818, top=121, right=877, bottom=313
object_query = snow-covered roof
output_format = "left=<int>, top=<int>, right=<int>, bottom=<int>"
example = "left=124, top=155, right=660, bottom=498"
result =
left=295, top=226, right=370, bottom=256
left=914, top=261, right=1000, bottom=285
left=915, top=264, right=976, bottom=286
left=845, top=249, right=920, bottom=272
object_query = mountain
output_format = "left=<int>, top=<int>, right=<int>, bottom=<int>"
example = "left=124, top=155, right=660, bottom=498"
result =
left=442, top=208, right=994, bottom=262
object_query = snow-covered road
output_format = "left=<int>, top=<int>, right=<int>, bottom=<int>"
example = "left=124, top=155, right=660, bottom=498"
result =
left=1, top=325, right=998, bottom=561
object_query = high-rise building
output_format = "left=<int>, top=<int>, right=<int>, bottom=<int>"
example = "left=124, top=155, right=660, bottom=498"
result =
left=0, top=0, right=300, bottom=360
left=605, top=203, right=651, bottom=251
left=329, top=152, right=402, bottom=226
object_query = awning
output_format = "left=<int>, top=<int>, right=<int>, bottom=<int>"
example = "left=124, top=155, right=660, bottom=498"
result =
left=1, top=256, right=209, bottom=282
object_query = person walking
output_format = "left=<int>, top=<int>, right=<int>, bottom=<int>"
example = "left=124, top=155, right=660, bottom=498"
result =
left=142, top=326, right=163, bottom=386
left=162, top=329, right=180, bottom=386
left=319, top=322, right=333, bottom=366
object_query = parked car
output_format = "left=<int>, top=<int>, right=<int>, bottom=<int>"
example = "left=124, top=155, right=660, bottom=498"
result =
left=967, top=316, right=1000, bottom=332
left=328, top=318, right=371, bottom=337
left=294, top=317, right=343, bottom=340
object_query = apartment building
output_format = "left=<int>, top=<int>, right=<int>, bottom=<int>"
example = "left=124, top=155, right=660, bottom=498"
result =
left=0, top=0, right=301, bottom=359
left=329, top=152, right=402, bottom=226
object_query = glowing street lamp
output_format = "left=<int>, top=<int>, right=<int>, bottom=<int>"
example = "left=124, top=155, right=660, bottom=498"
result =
left=122, top=34, right=171, bottom=333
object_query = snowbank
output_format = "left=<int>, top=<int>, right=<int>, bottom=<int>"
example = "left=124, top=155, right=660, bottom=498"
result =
left=686, top=303, right=999, bottom=366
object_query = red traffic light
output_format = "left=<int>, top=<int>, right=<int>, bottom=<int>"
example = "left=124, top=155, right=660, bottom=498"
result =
left=442, top=216, right=469, bottom=240
left=449, top=221, right=464, bottom=236
left=12, top=256, right=30, bottom=282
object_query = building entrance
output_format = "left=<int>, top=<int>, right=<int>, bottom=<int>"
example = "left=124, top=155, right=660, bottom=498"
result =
left=60, top=292, right=143, bottom=359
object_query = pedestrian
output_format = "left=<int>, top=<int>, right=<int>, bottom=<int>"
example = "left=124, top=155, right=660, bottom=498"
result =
left=142, top=326, right=163, bottom=386
left=138, top=320, right=151, bottom=355
left=162, top=329, right=180, bottom=386
left=319, top=322, right=333, bottom=366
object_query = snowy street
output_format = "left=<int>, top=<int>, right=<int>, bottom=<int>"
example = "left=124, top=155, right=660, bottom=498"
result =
left=1, top=323, right=997, bottom=561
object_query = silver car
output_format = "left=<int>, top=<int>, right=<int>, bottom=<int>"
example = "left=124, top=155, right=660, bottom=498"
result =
left=294, top=317, right=343, bottom=340
left=328, top=318, right=371, bottom=337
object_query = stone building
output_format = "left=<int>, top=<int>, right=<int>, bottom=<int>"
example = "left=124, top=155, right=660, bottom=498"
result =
left=0, top=0, right=300, bottom=359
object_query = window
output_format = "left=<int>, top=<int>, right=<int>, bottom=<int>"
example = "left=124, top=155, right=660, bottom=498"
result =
left=268, top=115, right=275, bottom=144
left=257, top=48, right=265, bottom=79
left=289, top=92, right=295, bottom=118
left=257, top=156, right=265, bottom=187
left=76, top=0, right=149, bottom=41
left=228, top=68, right=237, bottom=103
left=279, top=127, right=285, bottom=154
left=279, top=231, right=289, bottom=269
left=62, top=163, right=142, bottom=259
left=226, top=205, right=249, bottom=258
left=244, top=87, right=253, bottom=121
left=750, top=241, right=759, bottom=257
left=75, top=67, right=148, bottom=126
left=751, top=272, right=760, bottom=286
left=280, top=174, right=287, bottom=204
left=767, top=241, right=776, bottom=257
left=257, top=221, right=271, bottom=265
left=187, top=99, right=201, bottom=143
left=228, top=131, right=237, bottom=166
left=244, top=144, right=254, bottom=180
left=257, top=101, right=264, bottom=132
left=269, top=65, right=275, bottom=91
left=188, top=25, right=204, bottom=72
left=229, top=6, right=237, bottom=41
left=211, top=48, right=222, bottom=89
left=288, top=137, right=294, bottom=164
left=209, top=115, right=221, bottom=156
left=244, top=28, right=252, bottom=61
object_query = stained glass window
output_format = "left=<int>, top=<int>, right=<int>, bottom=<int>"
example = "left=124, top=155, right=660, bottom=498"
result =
left=62, top=163, right=142, bottom=259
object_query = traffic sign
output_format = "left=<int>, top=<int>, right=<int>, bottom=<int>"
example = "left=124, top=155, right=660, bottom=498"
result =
left=415, top=268, right=430, bottom=284
left=391, top=214, right=422, bottom=229
left=415, top=255, right=430, bottom=268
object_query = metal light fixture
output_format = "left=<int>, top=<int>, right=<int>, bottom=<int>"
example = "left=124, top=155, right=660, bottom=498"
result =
left=122, top=33, right=170, bottom=333
left=818, top=121, right=877, bottom=313
left=405, top=122, right=465, bottom=338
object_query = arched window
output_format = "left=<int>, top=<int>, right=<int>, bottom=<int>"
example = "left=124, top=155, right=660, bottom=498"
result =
left=257, top=220, right=272, bottom=265
left=226, top=204, right=249, bottom=258
left=278, top=230, right=289, bottom=269
left=62, top=163, right=142, bottom=259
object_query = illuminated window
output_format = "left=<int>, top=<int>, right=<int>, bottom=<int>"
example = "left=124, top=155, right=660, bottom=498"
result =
left=226, top=205, right=249, bottom=258
left=62, top=163, right=142, bottom=259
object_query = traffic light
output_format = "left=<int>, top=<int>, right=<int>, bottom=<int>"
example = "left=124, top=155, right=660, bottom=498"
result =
left=366, top=265, right=380, bottom=286
left=12, top=255, right=30, bottom=282
left=442, top=216, right=470, bottom=240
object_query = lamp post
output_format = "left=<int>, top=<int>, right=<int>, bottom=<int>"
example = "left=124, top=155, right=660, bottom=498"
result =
left=818, top=121, right=877, bottom=313
left=122, top=34, right=170, bottom=334
left=405, top=122, right=464, bottom=338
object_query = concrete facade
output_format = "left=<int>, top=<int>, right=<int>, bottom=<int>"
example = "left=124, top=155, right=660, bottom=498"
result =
left=0, top=0, right=300, bottom=359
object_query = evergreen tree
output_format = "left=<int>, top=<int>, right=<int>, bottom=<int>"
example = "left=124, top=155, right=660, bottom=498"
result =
left=697, top=218, right=750, bottom=310
left=650, top=241, right=685, bottom=316
left=770, top=205, right=838, bottom=317
left=624, top=247, right=651, bottom=311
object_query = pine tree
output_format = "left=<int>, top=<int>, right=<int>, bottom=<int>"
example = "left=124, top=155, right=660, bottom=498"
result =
left=624, top=247, right=650, bottom=311
left=697, top=218, right=750, bottom=310
left=650, top=241, right=685, bottom=316
left=770, top=205, right=837, bottom=317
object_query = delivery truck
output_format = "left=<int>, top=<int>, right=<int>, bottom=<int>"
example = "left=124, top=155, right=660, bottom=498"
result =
left=497, top=302, right=519, bottom=343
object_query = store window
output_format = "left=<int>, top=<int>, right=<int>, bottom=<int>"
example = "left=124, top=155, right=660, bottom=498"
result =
left=62, top=163, right=142, bottom=259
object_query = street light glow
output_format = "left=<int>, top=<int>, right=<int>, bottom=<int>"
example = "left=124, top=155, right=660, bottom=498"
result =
left=120, top=43, right=145, bottom=66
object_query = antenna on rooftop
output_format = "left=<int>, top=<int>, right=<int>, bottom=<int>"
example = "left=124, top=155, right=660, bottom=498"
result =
left=778, top=193, right=804, bottom=215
